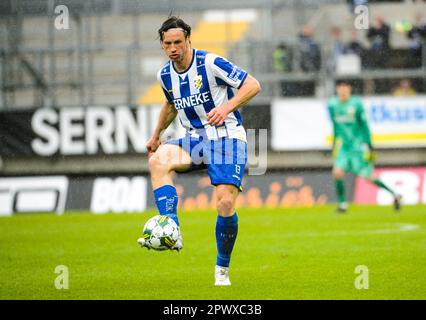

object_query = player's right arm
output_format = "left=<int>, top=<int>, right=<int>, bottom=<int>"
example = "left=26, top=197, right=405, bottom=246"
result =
left=146, top=100, right=177, bottom=155
left=327, top=103, right=337, bottom=156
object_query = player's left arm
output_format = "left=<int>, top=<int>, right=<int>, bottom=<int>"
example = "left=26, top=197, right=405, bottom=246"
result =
left=357, top=100, right=372, bottom=149
left=356, top=99, right=377, bottom=162
left=207, top=74, right=261, bottom=126
left=327, top=104, right=339, bottom=158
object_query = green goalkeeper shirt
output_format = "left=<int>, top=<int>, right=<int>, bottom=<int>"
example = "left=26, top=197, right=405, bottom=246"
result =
left=327, top=96, right=372, bottom=153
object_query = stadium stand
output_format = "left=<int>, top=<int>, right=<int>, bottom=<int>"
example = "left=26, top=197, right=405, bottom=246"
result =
left=1, top=0, right=425, bottom=110
left=0, top=0, right=425, bottom=176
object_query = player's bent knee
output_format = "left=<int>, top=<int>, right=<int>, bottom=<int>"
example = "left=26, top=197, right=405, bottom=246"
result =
left=148, top=151, right=168, bottom=174
left=333, top=169, right=345, bottom=180
left=217, top=196, right=235, bottom=216
left=149, top=145, right=191, bottom=174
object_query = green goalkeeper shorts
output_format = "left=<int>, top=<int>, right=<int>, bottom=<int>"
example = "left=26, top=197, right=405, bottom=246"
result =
left=333, top=149, right=374, bottom=178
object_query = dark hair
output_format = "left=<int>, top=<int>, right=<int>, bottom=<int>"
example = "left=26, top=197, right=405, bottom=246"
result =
left=158, top=16, right=191, bottom=41
left=336, top=79, right=352, bottom=86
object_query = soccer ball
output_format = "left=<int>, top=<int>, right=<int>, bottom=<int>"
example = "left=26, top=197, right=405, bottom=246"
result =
left=141, top=215, right=179, bottom=251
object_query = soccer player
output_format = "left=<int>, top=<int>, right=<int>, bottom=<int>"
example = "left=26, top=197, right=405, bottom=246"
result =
left=328, top=80, right=401, bottom=213
left=138, top=17, right=261, bottom=286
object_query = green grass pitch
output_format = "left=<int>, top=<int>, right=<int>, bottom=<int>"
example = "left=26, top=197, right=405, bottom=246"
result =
left=0, top=205, right=425, bottom=300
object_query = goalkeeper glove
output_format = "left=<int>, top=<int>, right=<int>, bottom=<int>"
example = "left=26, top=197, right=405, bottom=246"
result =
left=364, top=146, right=378, bottom=163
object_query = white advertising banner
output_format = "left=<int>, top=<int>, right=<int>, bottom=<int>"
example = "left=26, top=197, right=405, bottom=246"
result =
left=0, top=175, right=148, bottom=216
left=90, top=176, right=148, bottom=214
left=0, top=176, right=69, bottom=216
left=272, top=96, right=426, bottom=150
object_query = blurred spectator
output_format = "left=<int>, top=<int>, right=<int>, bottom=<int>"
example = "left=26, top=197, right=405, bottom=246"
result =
left=273, top=42, right=292, bottom=73
left=298, top=25, right=322, bottom=72
left=345, top=30, right=365, bottom=61
left=367, top=15, right=391, bottom=93
left=406, top=13, right=426, bottom=68
left=367, top=15, right=391, bottom=69
left=392, top=79, right=417, bottom=96
left=273, top=42, right=298, bottom=96
left=328, top=27, right=345, bottom=72
left=341, top=31, right=365, bottom=94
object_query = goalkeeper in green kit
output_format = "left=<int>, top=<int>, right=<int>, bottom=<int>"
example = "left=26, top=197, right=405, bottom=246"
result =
left=327, top=80, right=402, bottom=213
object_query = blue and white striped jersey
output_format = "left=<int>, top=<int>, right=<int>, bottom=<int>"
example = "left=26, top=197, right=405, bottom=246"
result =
left=157, top=48, right=248, bottom=141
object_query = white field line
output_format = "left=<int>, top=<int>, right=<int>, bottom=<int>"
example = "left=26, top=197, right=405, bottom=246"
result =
left=278, top=224, right=420, bottom=238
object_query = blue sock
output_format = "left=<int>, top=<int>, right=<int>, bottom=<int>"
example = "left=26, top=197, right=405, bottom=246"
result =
left=153, top=185, right=179, bottom=226
left=215, top=213, right=238, bottom=268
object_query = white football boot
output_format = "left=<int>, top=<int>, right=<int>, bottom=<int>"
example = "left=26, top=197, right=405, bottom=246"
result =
left=138, top=229, right=183, bottom=251
left=171, top=232, right=183, bottom=252
left=137, top=237, right=151, bottom=250
left=214, top=265, right=231, bottom=286
left=336, top=202, right=348, bottom=213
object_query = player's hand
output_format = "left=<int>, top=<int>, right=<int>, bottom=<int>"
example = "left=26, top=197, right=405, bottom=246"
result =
left=207, top=106, right=229, bottom=126
left=364, top=146, right=377, bottom=163
left=332, top=145, right=338, bottom=160
left=146, top=136, right=161, bottom=157
left=332, top=139, right=342, bottom=160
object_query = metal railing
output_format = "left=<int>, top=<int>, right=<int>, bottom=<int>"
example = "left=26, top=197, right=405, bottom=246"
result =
left=1, top=39, right=425, bottom=109
left=1, top=1, right=425, bottom=109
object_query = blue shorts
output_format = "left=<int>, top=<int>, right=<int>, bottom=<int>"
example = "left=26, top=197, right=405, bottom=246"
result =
left=166, top=135, right=247, bottom=190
